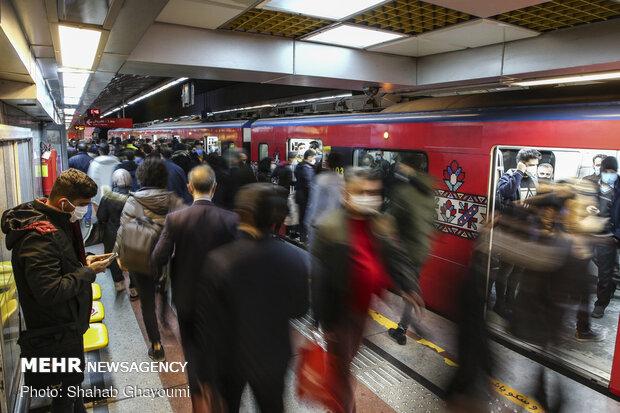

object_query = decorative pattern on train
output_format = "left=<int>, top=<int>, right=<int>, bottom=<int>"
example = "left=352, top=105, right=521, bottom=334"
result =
left=435, top=160, right=487, bottom=240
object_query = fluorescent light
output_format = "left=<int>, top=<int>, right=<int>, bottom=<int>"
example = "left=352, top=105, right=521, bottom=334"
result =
left=288, top=92, right=352, bottom=104
left=261, top=0, right=386, bottom=20
left=58, top=25, right=102, bottom=70
left=101, top=78, right=188, bottom=118
left=127, top=78, right=188, bottom=105
left=62, top=72, right=90, bottom=89
left=64, top=96, right=80, bottom=105
left=63, top=87, right=84, bottom=98
left=64, top=108, right=76, bottom=115
left=513, top=71, right=620, bottom=86
left=305, top=24, right=405, bottom=48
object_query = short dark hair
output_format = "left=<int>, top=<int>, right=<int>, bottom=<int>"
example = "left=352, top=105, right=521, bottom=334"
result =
left=123, top=149, right=135, bottom=161
left=309, top=141, right=320, bottom=149
left=77, top=143, right=88, bottom=152
left=160, top=146, right=173, bottom=159
left=593, top=154, right=606, bottom=163
left=344, top=166, right=383, bottom=183
left=326, top=152, right=344, bottom=170
left=303, top=149, right=316, bottom=160
left=235, top=183, right=289, bottom=232
left=136, top=158, right=168, bottom=189
left=516, top=148, right=542, bottom=163
left=98, top=144, right=110, bottom=156
left=49, top=169, right=97, bottom=201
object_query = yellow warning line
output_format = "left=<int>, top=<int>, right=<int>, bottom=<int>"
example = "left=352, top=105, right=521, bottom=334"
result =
left=368, top=308, right=545, bottom=412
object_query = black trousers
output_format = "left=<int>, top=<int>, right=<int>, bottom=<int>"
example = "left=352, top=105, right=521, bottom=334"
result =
left=50, top=383, right=86, bottom=413
left=595, top=243, right=618, bottom=308
left=130, top=272, right=161, bottom=343
left=223, top=365, right=287, bottom=413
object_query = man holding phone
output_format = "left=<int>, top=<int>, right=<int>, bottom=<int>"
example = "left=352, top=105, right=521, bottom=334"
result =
left=2, top=169, right=112, bottom=413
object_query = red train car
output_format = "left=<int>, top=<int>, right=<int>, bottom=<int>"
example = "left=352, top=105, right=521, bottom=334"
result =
left=109, top=120, right=251, bottom=153
left=249, top=103, right=620, bottom=396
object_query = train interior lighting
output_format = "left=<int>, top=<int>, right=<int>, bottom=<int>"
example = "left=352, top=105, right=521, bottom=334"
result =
left=260, top=0, right=387, bottom=20
left=304, top=24, right=406, bottom=49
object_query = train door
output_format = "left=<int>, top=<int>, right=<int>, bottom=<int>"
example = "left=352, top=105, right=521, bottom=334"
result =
left=486, top=145, right=620, bottom=393
left=0, top=126, right=35, bottom=413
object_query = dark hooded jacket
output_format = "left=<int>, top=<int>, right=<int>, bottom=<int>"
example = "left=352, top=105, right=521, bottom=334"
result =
left=1, top=200, right=95, bottom=333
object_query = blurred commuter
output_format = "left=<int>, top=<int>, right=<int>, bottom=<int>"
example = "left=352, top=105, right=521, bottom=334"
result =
left=592, top=156, right=620, bottom=318
left=194, top=183, right=309, bottom=412
left=172, top=143, right=199, bottom=176
left=115, top=149, right=139, bottom=191
left=193, top=141, right=205, bottom=163
left=493, top=148, right=541, bottom=318
left=228, top=149, right=257, bottom=204
left=311, top=168, right=423, bottom=413
left=385, top=153, right=435, bottom=345
left=115, top=158, right=185, bottom=361
left=304, top=152, right=344, bottom=247
left=68, top=142, right=93, bottom=173
left=583, top=154, right=606, bottom=183
left=206, top=153, right=234, bottom=209
left=87, top=143, right=120, bottom=208
left=537, top=162, right=554, bottom=184
left=152, top=164, right=238, bottom=401
left=295, top=149, right=316, bottom=242
left=272, top=151, right=298, bottom=236
left=309, top=140, right=322, bottom=170
left=97, top=169, right=132, bottom=292
left=1, top=169, right=112, bottom=413
left=161, top=146, right=192, bottom=204
left=67, top=139, right=78, bottom=158
left=256, top=157, right=273, bottom=183
left=374, top=150, right=391, bottom=178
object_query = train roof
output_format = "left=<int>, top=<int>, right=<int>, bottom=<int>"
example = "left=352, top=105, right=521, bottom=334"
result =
left=251, top=102, right=620, bottom=127
left=110, top=119, right=252, bottom=133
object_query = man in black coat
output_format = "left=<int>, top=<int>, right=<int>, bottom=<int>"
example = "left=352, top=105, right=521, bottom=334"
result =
left=151, top=164, right=238, bottom=402
left=1, top=169, right=112, bottom=412
left=192, top=183, right=309, bottom=412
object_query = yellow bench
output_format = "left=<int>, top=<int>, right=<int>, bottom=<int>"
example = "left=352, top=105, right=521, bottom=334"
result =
left=90, top=301, right=105, bottom=323
left=1, top=299, right=18, bottom=326
left=83, top=323, right=108, bottom=352
left=91, top=283, right=101, bottom=300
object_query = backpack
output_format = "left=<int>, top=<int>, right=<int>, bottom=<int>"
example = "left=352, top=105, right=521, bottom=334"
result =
left=117, top=199, right=165, bottom=276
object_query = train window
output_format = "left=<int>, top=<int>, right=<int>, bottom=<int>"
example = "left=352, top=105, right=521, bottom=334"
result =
left=352, top=149, right=428, bottom=173
left=288, top=138, right=323, bottom=163
left=487, top=145, right=620, bottom=385
left=206, top=136, right=220, bottom=154
left=258, top=143, right=269, bottom=160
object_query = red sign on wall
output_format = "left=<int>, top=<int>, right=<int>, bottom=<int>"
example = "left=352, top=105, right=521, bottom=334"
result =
left=87, top=108, right=101, bottom=118
left=83, top=118, right=133, bottom=128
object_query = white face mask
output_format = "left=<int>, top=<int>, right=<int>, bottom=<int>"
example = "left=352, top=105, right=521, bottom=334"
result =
left=526, top=165, right=538, bottom=176
left=349, top=194, right=382, bottom=215
left=594, top=166, right=601, bottom=175
left=64, top=200, right=88, bottom=223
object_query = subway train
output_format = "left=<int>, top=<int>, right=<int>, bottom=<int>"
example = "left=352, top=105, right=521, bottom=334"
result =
left=110, top=102, right=620, bottom=396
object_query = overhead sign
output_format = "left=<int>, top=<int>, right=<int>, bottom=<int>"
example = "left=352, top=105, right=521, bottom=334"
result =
left=83, top=118, right=133, bottom=128
left=87, top=108, right=101, bottom=118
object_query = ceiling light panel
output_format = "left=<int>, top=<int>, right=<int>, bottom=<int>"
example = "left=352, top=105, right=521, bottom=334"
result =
left=513, top=71, right=620, bottom=86
left=58, top=25, right=102, bottom=70
left=64, top=96, right=80, bottom=105
left=261, top=0, right=387, bottom=20
left=64, top=108, right=76, bottom=115
left=62, top=72, right=90, bottom=89
left=63, top=87, right=84, bottom=98
left=305, top=24, right=405, bottom=48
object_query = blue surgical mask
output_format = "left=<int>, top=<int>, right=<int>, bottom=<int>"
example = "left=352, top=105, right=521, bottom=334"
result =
left=195, top=149, right=204, bottom=156
left=601, top=172, right=618, bottom=186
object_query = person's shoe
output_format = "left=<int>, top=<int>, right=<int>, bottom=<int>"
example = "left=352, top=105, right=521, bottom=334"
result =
left=591, top=305, right=605, bottom=319
left=129, top=288, right=139, bottom=301
left=575, top=329, right=604, bottom=342
left=148, top=343, right=166, bottom=362
left=388, top=327, right=407, bottom=345
left=114, top=281, right=125, bottom=292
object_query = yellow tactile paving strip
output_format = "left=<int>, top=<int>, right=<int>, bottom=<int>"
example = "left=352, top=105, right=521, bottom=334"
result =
left=368, top=308, right=546, bottom=412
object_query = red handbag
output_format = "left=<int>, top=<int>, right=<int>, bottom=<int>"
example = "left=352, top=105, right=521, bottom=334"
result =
left=296, top=340, right=345, bottom=413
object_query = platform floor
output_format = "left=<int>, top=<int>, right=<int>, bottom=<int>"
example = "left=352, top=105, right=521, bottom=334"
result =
left=28, top=243, right=620, bottom=412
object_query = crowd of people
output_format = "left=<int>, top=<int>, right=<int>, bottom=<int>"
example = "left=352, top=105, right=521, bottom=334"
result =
left=1, top=136, right=618, bottom=412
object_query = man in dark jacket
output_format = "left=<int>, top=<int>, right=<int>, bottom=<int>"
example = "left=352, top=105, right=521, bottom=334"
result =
left=295, top=149, right=316, bottom=242
left=592, top=156, right=620, bottom=318
left=151, top=164, right=238, bottom=402
left=1, top=169, right=112, bottom=412
left=192, top=183, right=309, bottom=412
left=312, top=167, right=422, bottom=413
left=115, top=149, right=139, bottom=191
left=583, top=154, right=606, bottom=183
left=68, top=142, right=93, bottom=173
left=493, top=148, right=541, bottom=318
left=161, top=146, right=192, bottom=204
